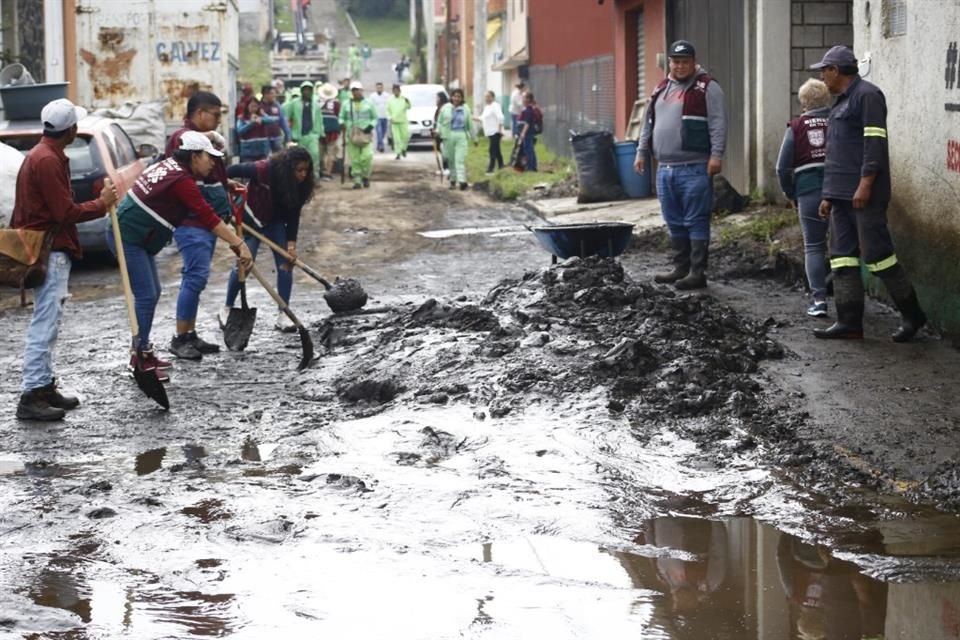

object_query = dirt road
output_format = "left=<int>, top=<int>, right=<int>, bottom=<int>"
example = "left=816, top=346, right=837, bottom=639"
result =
left=1, top=152, right=959, bottom=639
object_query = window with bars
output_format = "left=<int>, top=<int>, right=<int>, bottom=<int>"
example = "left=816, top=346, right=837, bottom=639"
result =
left=884, top=0, right=907, bottom=37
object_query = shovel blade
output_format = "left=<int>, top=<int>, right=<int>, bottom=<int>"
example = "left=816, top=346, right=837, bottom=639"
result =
left=296, top=326, right=315, bottom=370
left=133, top=368, right=170, bottom=410
left=223, top=307, right=257, bottom=351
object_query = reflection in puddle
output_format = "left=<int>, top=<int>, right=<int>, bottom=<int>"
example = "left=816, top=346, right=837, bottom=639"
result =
left=471, top=515, right=960, bottom=639
left=135, top=448, right=166, bottom=476
left=0, top=456, right=22, bottom=476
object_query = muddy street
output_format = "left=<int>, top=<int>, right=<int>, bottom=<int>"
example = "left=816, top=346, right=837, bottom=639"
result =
left=1, top=151, right=960, bottom=639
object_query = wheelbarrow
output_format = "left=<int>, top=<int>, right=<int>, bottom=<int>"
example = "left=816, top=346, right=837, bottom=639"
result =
left=529, top=222, right=635, bottom=264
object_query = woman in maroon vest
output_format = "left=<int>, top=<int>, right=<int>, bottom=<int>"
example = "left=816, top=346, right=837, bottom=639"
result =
left=776, top=79, right=833, bottom=318
left=107, top=131, right=253, bottom=381
left=221, top=145, right=315, bottom=332
left=237, top=98, right=274, bottom=162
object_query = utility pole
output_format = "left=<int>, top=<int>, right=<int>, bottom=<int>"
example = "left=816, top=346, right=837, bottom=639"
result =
left=410, top=0, right=416, bottom=39
left=473, top=0, right=486, bottom=114
left=444, top=0, right=452, bottom=86
left=425, top=0, right=436, bottom=83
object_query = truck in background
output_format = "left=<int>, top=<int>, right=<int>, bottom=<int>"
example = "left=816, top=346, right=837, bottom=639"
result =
left=74, top=0, right=240, bottom=141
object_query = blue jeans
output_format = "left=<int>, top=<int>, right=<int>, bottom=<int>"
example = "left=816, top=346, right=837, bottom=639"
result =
left=656, top=162, right=712, bottom=242
left=21, top=251, right=71, bottom=392
left=106, top=230, right=161, bottom=351
left=174, top=225, right=216, bottom=323
left=225, top=222, right=293, bottom=308
left=511, top=114, right=519, bottom=137
left=522, top=135, right=538, bottom=171
left=376, top=118, right=389, bottom=151
left=797, top=190, right=828, bottom=301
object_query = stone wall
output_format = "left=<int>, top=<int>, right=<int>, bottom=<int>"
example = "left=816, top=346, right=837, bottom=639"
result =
left=791, top=0, right=853, bottom=112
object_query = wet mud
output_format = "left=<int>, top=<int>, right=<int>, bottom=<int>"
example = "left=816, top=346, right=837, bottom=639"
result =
left=2, top=152, right=960, bottom=638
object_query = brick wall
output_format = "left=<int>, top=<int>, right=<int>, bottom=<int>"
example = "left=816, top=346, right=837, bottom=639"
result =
left=791, top=0, right=853, bottom=109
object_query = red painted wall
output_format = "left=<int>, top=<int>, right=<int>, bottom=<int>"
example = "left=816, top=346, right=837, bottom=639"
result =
left=614, top=0, right=666, bottom=137
left=528, top=0, right=616, bottom=67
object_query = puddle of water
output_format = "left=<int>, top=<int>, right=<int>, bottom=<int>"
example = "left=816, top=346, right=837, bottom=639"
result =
left=418, top=225, right=526, bottom=239
left=135, top=448, right=166, bottom=476
left=0, top=455, right=22, bottom=476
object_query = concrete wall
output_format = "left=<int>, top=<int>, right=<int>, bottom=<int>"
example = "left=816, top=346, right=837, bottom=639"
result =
left=886, top=582, right=960, bottom=639
left=854, top=0, right=960, bottom=333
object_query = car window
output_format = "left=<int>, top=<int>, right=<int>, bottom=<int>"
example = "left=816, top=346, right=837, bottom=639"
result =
left=64, top=136, right=102, bottom=178
left=109, top=123, right=138, bottom=166
left=402, top=86, right=447, bottom=108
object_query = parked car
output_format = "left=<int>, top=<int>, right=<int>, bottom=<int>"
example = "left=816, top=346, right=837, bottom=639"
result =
left=399, top=84, right=449, bottom=147
left=0, top=115, right=158, bottom=254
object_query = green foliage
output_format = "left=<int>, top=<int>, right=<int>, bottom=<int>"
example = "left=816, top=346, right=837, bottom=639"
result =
left=718, top=208, right=797, bottom=246
left=466, top=138, right=574, bottom=201
left=341, top=0, right=407, bottom=18
left=239, top=43, right=273, bottom=89
left=275, top=3, right=293, bottom=31
left=351, top=16, right=410, bottom=50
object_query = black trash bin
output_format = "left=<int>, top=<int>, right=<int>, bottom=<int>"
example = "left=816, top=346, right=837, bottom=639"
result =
left=571, top=130, right=626, bottom=204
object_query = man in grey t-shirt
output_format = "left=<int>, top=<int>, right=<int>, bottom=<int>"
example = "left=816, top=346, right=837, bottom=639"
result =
left=635, top=40, right=727, bottom=290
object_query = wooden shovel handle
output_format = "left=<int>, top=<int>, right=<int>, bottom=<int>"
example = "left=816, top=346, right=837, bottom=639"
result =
left=247, top=264, right=304, bottom=330
left=240, top=224, right=333, bottom=290
left=108, top=204, right=140, bottom=341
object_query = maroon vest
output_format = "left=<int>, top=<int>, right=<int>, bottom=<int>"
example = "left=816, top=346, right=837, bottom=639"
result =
left=650, top=74, right=712, bottom=122
left=240, top=118, right=268, bottom=141
left=128, top=158, right=193, bottom=228
left=244, top=160, right=276, bottom=228
left=789, top=114, right=828, bottom=171
left=261, top=101, right=283, bottom=140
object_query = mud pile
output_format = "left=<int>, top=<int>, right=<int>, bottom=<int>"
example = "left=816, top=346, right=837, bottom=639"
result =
left=328, top=257, right=785, bottom=429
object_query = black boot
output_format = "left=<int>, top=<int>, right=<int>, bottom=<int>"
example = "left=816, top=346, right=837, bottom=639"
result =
left=654, top=236, right=691, bottom=284
left=35, top=378, right=80, bottom=410
left=16, top=389, right=66, bottom=421
left=813, top=267, right=864, bottom=339
left=674, top=240, right=709, bottom=290
left=879, top=265, right=927, bottom=342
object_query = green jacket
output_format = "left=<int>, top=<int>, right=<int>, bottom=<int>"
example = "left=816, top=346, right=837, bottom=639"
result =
left=386, top=95, right=411, bottom=124
left=437, top=103, right=473, bottom=140
left=283, top=97, right=325, bottom=140
left=340, top=98, right=378, bottom=132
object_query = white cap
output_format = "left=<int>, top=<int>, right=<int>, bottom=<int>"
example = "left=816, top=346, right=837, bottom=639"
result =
left=178, top=130, right=224, bottom=157
left=41, top=98, right=88, bottom=132
left=350, top=80, right=363, bottom=90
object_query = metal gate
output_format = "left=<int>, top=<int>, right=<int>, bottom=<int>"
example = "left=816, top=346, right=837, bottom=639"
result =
left=667, top=0, right=747, bottom=192
left=637, top=8, right=646, bottom=100
left=528, top=55, right=616, bottom=158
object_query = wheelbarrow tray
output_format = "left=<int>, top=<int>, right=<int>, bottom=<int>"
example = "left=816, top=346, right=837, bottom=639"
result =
left=530, top=222, right=635, bottom=260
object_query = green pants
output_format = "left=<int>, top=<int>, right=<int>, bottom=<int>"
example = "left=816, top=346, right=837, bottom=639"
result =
left=391, top=121, right=409, bottom=155
left=348, top=141, right=373, bottom=184
left=446, top=130, right=469, bottom=184
left=294, top=132, right=321, bottom=178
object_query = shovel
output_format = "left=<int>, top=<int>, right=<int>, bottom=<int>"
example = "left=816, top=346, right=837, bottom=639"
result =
left=239, top=224, right=368, bottom=313
left=247, top=264, right=315, bottom=370
left=108, top=201, right=169, bottom=410
left=222, top=190, right=257, bottom=351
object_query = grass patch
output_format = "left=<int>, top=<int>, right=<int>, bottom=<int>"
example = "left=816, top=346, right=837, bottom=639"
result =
left=239, top=42, right=273, bottom=89
left=352, top=16, right=410, bottom=50
left=466, top=137, right=573, bottom=200
left=718, top=208, right=797, bottom=246
left=275, top=4, right=293, bottom=32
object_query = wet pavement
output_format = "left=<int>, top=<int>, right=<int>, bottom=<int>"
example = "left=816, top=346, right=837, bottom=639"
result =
left=2, top=150, right=960, bottom=638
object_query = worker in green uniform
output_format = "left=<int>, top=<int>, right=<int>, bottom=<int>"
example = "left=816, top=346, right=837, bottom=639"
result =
left=437, top=88, right=473, bottom=190
left=386, top=84, right=411, bottom=160
left=283, top=80, right=325, bottom=178
left=339, top=80, right=377, bottom=189
left=348, top=44, right=362, bottom=80
left=329, top=41, right=340, bottom=74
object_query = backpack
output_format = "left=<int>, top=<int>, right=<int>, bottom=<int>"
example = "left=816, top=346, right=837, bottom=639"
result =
left=532, top=105, right=544, bottom=135
left=322, top=99, right=341, bottom=134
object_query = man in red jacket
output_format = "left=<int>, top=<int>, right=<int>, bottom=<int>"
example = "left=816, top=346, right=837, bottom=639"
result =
left=12, top=98, right=118, bottom=421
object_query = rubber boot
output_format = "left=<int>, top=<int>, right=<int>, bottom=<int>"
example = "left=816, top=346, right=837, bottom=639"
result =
left=654, top=236, right=691, bottom=284
left=813, top=267, right=864, bottom=339
left=674, top=240, right=709, bottom=290
left=878, top=265, right=927, bottom=342
left=16, top=390, right=66, bottom=421
left=34, top=378, right=80, bottom=410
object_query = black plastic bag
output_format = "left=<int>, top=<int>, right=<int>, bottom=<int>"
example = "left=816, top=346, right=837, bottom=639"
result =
left=571, top=131, right=625, bottom=203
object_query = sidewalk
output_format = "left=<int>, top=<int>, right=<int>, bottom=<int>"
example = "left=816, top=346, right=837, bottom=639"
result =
left=525, top=195, right=663, bottom=231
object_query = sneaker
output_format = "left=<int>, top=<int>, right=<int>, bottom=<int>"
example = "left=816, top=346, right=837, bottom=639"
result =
left=129, top=352, right=171, bottom=383
left=459, top=182, right=468, bottom=191
left=320, top=174, right=334, bottom=182
left=352, top=183, right=362, bottom=190
left=402, top=151, right=407, bottom=158
left=485, top=171, right=495, bottom=176
left=187, top=331, right=220, bottom=354
left=143, top=344, right=172, bottom=370
left=448, top=182, right=456, bottom=190
left=362, top=178, right=370, bottom=188
left=16, top=390, right=65, bottom=421
left=806, top=301, right=829, bottom=318
left=275, top=311, right=297, bottom=333
left=396, top=154, right=402, bottom=160
left=34, top=379, right=80, bottom=410
left=169, top=334, right=203, bottom=360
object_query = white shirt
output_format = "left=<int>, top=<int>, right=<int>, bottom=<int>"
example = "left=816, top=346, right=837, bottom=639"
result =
left=479, top=102, right=504, bottom=136
left=510, top=89, right=524, bottom=116
left=370, top=91, right=389, bottom=119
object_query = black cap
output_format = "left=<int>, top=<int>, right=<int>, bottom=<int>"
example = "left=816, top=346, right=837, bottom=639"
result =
left=668, top=40, right=696, bottom=58
left=809, top=45, right=858, bottom=70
